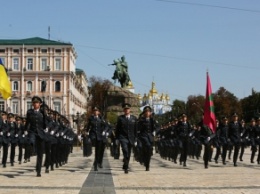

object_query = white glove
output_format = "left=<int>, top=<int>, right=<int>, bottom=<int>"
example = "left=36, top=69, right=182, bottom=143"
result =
left=153, top=131, right=156, bottom=136
left=61, top=132, right=64, bottom=136
left=162, top=136, right=165, bottom=139
left=102, top=131, right=106, bottom=136
left=106, top=132, right=109, bottom=137
left=22, top=134, right=25, bottom=137
left=171, top=131, right=173, bottom=135
left=134, top=141, right=138, bottom=147
left=63, top=135, right=66, bottom=139
left=44, top=128, right=48, bottom=133
left=207, top=137, right=211, bottom=141
left=15, top=134, right=18, bottom=137
left=86, top=132, right=89, bottom=135
left=7, top=133, right=10, bottom=137
left=50, top=131, right=54, bottom=135
left=0, top=132, right=3, bottom=136
left=56, top=133, right=59, bottom=137
left=111, top=142, right=113, bottom=146
left=78, top=135, right=82, bottom=141
left=240, top=133, right=243, bottom=137
left=189, top=133, right=192, bottom=137
left=170, top=139, right=173, bottom=143
left=24, top=131, right=28, bottom=135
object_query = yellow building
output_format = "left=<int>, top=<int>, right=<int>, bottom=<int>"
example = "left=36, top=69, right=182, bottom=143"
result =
left=0, top=37, right=88, bottom=119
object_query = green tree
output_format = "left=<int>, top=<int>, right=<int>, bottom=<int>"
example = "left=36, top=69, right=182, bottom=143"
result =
left=87, top=76, right=113, bottom=118
left=240, top=88, right=260, bottom=122
left=186, top=95, right=205, bottom=124
left=213, top=87, right=241, bottom=120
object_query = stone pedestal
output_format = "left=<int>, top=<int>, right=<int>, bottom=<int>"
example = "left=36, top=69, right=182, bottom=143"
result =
left=105, top=85, right=140, bottom=121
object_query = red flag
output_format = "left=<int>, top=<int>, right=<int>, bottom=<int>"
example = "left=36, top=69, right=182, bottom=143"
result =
left=203, top=72, right=216, bottom=133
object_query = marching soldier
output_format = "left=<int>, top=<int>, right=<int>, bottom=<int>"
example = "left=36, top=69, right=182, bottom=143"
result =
left=176, top=113, right=192, bottom=167
left=8, top=113, right=18, bottom=166
left=198, top=120, right=215, bottom=169
left=115, top=103, right=138, bottom=173
left=248, top=118, right=257, bottom=163
left=228, top=113, right=241, bottom=167
left=25, top=96, right=48, bottom=177
left=85, top=106, right=107, bottom=171
left=16, top=116, right=26, bottom=164
left=239, top=119, right=248, bottom=162
left=1, top=111, right=9, bottom=168
left=137, top=106, right=157, bottom=171
left=218, top=116, right=230, bottom=165
left=255, top=117, right=260, bottom=164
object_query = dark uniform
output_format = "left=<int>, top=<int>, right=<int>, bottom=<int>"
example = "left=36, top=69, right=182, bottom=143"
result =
left=85, top=106, right=107, bottom=171
left=239, top=119, right=248, bottom=162
left=8, top=113, right=19, bottom=166
left=16, top=116, right=26, bottom=164
left=115, top=103, right=137, bottom=173
left=0, top=111, right=9, bottom=168
left=228, top=113, right=241, bottom=166
left=255, top=118, right=260, bottom=164
left=247, top=118, right=257, bottom=163
left=198, top=121, right=215, bottom=169
left=176, top=114, right=191, bottom=167
left=25, top=96, right=48, bottom=177
left=137, top=106, right=157, bottom=171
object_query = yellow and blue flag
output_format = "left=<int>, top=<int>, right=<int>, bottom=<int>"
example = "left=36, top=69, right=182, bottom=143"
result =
left=0, top=58, right=11, bottom=99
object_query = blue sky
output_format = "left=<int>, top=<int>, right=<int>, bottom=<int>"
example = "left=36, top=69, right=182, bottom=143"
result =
left=2, top=0, right=260, bottom=101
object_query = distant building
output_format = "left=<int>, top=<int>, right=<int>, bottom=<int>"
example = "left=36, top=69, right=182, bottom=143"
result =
left=139, top=82, right=172, bottom=115
left=0, top=37, right=88, bottom=119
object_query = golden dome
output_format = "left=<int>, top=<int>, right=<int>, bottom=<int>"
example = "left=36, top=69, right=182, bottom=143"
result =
left=137, top=93, right=142, bottom=100
left=160, top=93, right=165, bottom=100
left=165, top=94, right=170, bottom=100
left=127, top=80, right=134, bottom=88
left=149, top=82, right=158, bottom=96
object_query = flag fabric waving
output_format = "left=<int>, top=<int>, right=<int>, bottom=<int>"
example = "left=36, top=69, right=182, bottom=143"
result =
left=0, top=58, right=11, bottom=100
left=203, top=72, right=216, bottom=133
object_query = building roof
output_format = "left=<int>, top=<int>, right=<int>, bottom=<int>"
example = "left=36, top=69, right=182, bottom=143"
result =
left=0, top=37, right=72, bottom=46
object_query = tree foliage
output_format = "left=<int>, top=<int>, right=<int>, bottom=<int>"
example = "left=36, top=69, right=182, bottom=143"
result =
left=213, top=87, right=242, bottom=120
left=240, top=89, right=260, bottom=122
left=87, top=76, right=113, bottom=118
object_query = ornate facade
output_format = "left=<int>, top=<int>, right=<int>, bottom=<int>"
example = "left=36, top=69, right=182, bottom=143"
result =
left=139, top=82, right=172, bottom=115
left=0, top=37, right=88, bottom=119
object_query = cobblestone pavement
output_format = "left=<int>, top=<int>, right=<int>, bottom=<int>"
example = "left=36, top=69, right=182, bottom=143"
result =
left=0, top=147, right=259, bottom=194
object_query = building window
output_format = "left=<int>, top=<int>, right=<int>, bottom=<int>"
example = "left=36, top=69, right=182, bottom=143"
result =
left=41, top=81, right=47, bottom=92
left=0, top=57, right=5, bottom=65
left=0, top=49, right=5, bottom=53
left=0, top=101, right=5, bottom=111
left=55, top=81, right=61, bottom=92
left=28, top=49, right=33, bottom=53
left=13, top=58, right=19, bottom=70
left=55, top=49, right=61, bottom=53
left=27, top=81, right=33, bottom=91
left=13, top=81, right=19, bottom=91
left=27, top=101, right=32, bottom=111
left=55, top=58, right=61, bottom=70
left=41, top=58, right=47, bottom=70
left=53, top=101, right=61, bottom=112
left=27, top=58, right=33, bottom=70
left=12, top=101, right=18, bottom=114
left=41, top=49, right=47, bottom=53
left=13, top=49, right=19, bottom=54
